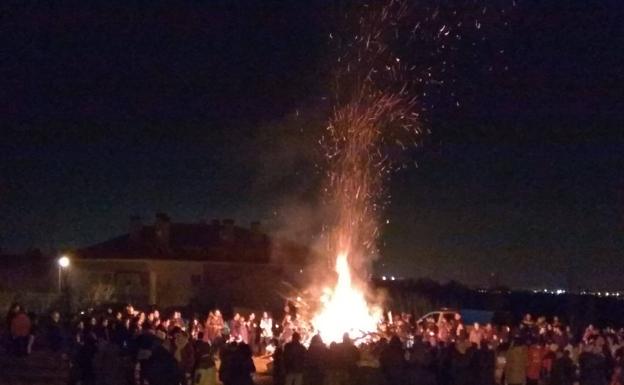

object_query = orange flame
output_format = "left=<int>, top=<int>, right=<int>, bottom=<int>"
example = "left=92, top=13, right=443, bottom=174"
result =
left=311, top=252, right=381, bottom=344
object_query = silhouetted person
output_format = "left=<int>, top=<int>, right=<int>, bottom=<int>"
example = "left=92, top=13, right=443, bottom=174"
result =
left=170, top=330, right=195, bottom=383
left=136, top=322, right=158, bottom=385
left=232, top=343, right=256, bottom=385
left=580, top=343, right=608, bottom=385
left=219, top=342, right=255, bottom=385
left=273, top=338, right=285, bottom=385
left=476, top=341, right=496, bottom=385
left=408, top=339, right=436, bottom=385
left=93, top=338, right=125, bottom=385
left=145, top=335, right=183, bottom=385
left=95, top=317, right=111, bottom=342
left=380, top=335, right=406, bottom=385
left=335, top=333, right=360, bottom=385
left=438, top=341, right=454, bottom=385
left=47, top=310, right=65, bottom=353
left=551, top=350, right=575, bottom=385
left=306, top=334, right=329, bottom=385
left=73, top=332, right=98, bottom=385
left=194, top=340, right=217, bottom=385
left=283, top=332, right=306, bottom=385
left=219, top=342, right=238, bottom=385
left=450, top=339, right=475, bottom=385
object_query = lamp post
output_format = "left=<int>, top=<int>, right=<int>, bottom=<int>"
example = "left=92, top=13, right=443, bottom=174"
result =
left=58, top=255, right=70, bottom=293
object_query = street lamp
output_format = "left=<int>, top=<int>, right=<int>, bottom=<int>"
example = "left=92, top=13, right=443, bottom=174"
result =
left=58, top=255, right=70, bottom=292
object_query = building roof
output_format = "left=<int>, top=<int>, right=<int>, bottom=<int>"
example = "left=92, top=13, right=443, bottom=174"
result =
left=76, top=220, right=310, bottom=265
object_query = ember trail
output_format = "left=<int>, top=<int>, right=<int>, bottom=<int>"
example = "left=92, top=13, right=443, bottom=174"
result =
left=312, top=0, right=422, bottom=344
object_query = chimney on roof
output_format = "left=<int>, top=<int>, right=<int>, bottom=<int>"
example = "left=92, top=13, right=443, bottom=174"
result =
left=221, top=219, right=235, bottom=242
left=155, top=213, right=171, bottom=253
left=129, top=215, right=143, bottom=243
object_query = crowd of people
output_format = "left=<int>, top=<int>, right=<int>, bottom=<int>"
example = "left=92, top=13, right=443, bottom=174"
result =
left=3, top=303, right=262, bottom=385
left=4, top=302, right=624, bottom=385
left=271, top=313, right=624, bottom=385
left=373, top=313, right=624, bottom=385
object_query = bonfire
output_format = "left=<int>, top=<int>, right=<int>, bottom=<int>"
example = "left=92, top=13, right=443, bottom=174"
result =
left=311, top=253, right=382, bottom=344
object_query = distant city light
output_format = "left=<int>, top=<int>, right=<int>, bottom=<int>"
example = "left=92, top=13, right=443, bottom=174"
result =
left=381, top=276, right=387, bottom=281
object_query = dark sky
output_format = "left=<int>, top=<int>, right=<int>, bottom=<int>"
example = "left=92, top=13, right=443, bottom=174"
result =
left=2, top=1, right=623, bottom=290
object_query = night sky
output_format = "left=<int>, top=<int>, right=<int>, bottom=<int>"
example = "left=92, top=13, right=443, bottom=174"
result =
left=2, top=1, right=623, bottom=290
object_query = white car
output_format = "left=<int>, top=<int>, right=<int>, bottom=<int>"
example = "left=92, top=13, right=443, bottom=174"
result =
left=416, top=309, right=461, bottom=326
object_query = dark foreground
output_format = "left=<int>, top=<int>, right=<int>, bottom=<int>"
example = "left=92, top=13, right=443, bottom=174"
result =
left=0, top=351, right=68, bottom=385
left=0, top=352, right=278, bottom=385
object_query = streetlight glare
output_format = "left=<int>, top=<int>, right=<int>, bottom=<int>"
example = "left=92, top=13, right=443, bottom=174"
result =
left=58, top=256, right=70, bottom=268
